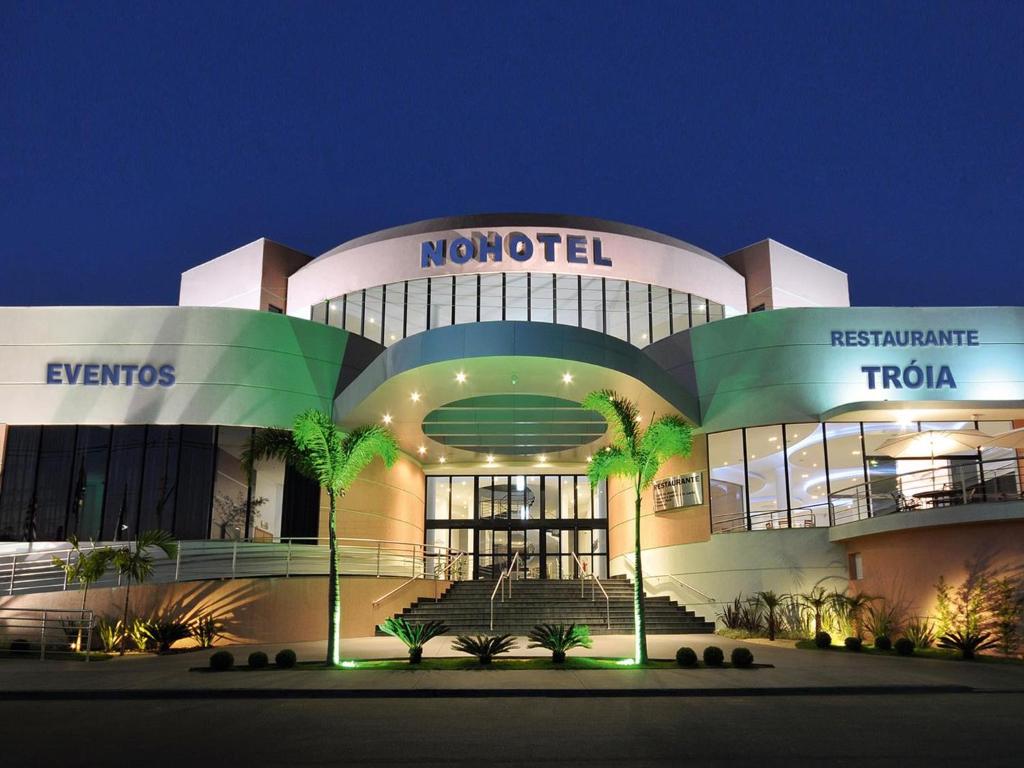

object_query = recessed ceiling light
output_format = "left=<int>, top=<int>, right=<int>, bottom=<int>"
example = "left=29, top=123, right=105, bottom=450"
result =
left=562, top=372, right=573, bottom=384
left=410, top=391, right=421, bottom=403
left=768, top=436, right=777, bottom=442
left=367, top=317, right=375, bottom=324
left=455, top=371, right=467, bottom=384
left=382, top=413, right=392, bottom=425
left=538, top=455, right=547, bottom=463
left=486, top=455, right=495, bottom=464
left=417, top=445, right=426, bottom=456
left=438, top=456, right=446, bottom=464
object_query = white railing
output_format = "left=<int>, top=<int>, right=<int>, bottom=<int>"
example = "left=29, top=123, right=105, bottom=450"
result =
left=372, top=550, right=466, bottom=608
left=621, top=553, right=716, bottom=606
left=0, top=537, right=468, bottom=597
left=0, top=607, right=94, bottom=661
left=489, top=551, right=522, bottom=630
left=572, top=552, right=610, bottom=629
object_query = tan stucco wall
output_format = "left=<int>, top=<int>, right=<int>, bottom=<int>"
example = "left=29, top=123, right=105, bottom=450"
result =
left=608, top=434, right=711, bottom=559
left=319, top=453, right=425, bottom=544
left=0, top=575, right=450, bottom=644
left=844, top=520, right=1024, bottom=619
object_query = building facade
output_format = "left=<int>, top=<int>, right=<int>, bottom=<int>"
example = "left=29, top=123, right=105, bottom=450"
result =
left=1, top=214, right=1022, bottom=628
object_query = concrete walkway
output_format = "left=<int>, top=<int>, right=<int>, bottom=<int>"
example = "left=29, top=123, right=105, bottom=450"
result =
left=2, top=634, right=1022, bottom=696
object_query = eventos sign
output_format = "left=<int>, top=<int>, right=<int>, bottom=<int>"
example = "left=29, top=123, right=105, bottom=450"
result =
left=421, top=232, right=612, bottom=269
left=830, top=328, right=980, bottom=391
left=46, top=363, right=176, bottom=387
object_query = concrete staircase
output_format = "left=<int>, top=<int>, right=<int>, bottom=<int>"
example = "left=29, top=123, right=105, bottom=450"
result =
left=382, top=575, right=715, bottom=635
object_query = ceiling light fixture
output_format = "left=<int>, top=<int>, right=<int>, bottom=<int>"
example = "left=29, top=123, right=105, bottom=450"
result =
left=562, top=372, right=573, bottom=384
left=417, top=445, right=427, bottom=456
left=410, top=391, right=421, bottom=403
left=455, top=371, right=467, bottom=384
left=382, top=413, right=392, bottom=425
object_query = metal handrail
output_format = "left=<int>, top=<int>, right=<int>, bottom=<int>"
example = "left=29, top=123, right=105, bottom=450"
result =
left=571, top=552, right=610, bottom=629
left=0, top=536, right=469, bottom=598
left=0, top=607, right=93, bottom=661
left=371, top=550, right=466, bottom=608
left=828, top=456, right=1022, bottom=526
left=622, top=553, right=716, bottom=605
left=489, top=551, right=521, bottom=630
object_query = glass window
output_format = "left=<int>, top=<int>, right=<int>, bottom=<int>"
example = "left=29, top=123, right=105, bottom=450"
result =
left=344, top=290, right=363, bottom=334
left=450, top=476, right=473, bottom=519
left=405, top=279, right=428, bottom=336
left=0, top=426, right=42, bottom=541
left=824, top=422, right=866, bottom=523
left=628, top=282, right=650, bottom=346
left=383, top=281, right=405, bottom=346
left=477, top=476, right=493, bottom=518
left=454, top=275, right=477, bottom=325
left=138, top=425, right=181, bottom=534
left=428, top=276, right=453, bottom=329
left=556, top=275, right=579, bottom=326
left=327, top=297, right=345, bottom=329
left=593, top=479, right=607, bottom=519
left=560, top=476, right=575, bottom=518
left=543, top=475, right=559, bottom=518
left=978, top=421, right=1020, bottom=500
left=670, top=290, right=690, bottom=333
left=211, top=427, right=253, bottom=539
left=708, top=430, right=746, bottom=532
left=426, top=476, right=450, bottom=520
left=479, top=274, right=503, bottom=322
left=175, top=426, right=216, bottom=539
left=34, top=426, right=78, bottom=540
left=577, top=476, right=592, bottom=519
left=745, top=425, right=787, bottom=529
left=103, top=426, right=146, bottom=541
left=526, top=475, right=542, bottom=519
left=580, top=277, right=603, bottom=332
left=68, top=426, right=110, bottom=541
left=310, top=301, right=327, bottom=324
left=530, top=273, right=554, bottom=323
left=363, top=286, right=383, bottom=343
left=707, top=301, right=725, bottom=323
left=605, top=279, right=628, bottom=340
left=505, top=273, right=528, bottom=322
left=690, top=296, right=707, bottom=327
left=650, top=286, right=671, bottom=342
left=786, top=424, right=828, bottom=527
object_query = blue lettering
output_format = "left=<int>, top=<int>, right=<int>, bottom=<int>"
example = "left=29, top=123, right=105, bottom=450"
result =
left=83, top=364, right=100, bottom=385
left=449, top=237, right=475, bottom=265
left=64, top=364, right=82, bottom=384
left=537, top=233, right=561, bottom=261
left=831, top=331, right=844, bottom=346
left=46, top=363, right=62, bottom=384
left=122, top=364, right=138, bottom=385
left=421, top=240, right=446, bottom=268
left=566, top=235, right=587, bottom=264
left=476, top=234, right=501, bottom=263
left=966, top=330, right=979, bottom=346
left=507, top=232, right=533, bottom=262
left=158, top=365, right=176, bottom=387
left=861, top=366, right=881, bottom=389
left=101, top=365, right=119, bottom=385
left=138, top=365, right=157, bottom=387
left=592, top=237, right=612, bottom=267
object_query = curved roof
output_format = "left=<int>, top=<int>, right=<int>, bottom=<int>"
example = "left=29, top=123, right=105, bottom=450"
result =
left=315, top=212, right=723, bottom=265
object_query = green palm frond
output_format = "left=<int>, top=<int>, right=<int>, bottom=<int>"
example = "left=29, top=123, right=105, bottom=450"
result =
left=586, top=445, right=635, bottom=485
left=638, top=415, right=693, bottom=489
left=336, top=425, right=399, bottom=493
left=291, top=410, right=338, bottom=488
left=242, top=427, right=303, bottom=479
left=582, top=389, right=639, bottom=451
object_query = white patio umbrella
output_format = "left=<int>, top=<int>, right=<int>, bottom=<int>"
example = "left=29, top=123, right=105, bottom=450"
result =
left=981, top=427, right=1024, bottom=449
left=876, top=429, right=988, bottom=459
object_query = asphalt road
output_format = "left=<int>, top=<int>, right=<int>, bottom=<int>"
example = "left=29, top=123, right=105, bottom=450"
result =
left=2, top=692, right=1021, bottom=766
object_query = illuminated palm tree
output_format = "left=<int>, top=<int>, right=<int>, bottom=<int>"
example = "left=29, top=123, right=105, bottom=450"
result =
left=111, top=529, right=178, bottom=655
left=52, top=536, right=114, bottom=650
left=582, top=389, right=693, bottom=664
left=244, top=410, right=397, bottom=666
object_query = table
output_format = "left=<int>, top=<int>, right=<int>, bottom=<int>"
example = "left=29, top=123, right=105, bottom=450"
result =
left=913, top=489, right=968, bottom=508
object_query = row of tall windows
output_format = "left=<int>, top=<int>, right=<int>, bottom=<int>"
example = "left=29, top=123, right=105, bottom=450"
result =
left=424, top=474, right=608, bottom=579
left=0, top=425, right=319, bottom=543
left=311, top=274, right=727, bottom=349
left=707, top=421, right=1018, bottom=532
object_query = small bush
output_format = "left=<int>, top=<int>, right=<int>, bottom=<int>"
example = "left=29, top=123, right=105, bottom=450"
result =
left=703, top=646, right=724, bottom=667
left=275, top=648, right=297, bottom=668
left=248, top=651, right=269, bottom=669
left=894, top=637, right=915, bottom=656
left=874, top=635, right=892, bottom=651
left=527, top=624, right=592, bottom=663
left=844, top=637, right=863, bottom=652
left=675, top=647, right=698, bottom=667
left=731, top=647, right=754, bottom=668
left=451, top=634, right=517, bottom=664
left=209, top=650, right=234, bottom=671
left=190, top=615, right=223, bottom=649
left=814, top=631, right=832, bottom=649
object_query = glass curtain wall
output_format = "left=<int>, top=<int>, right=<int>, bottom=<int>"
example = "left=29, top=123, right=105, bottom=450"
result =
left=708, top=420, right=1019, bottom=532
left=425, top=474, right=608, bottom=579
left=314, top=274, right=727, bottom=349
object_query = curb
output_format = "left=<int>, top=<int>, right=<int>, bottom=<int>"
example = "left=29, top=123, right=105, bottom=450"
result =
left=0, top=684, right=977, bottom=700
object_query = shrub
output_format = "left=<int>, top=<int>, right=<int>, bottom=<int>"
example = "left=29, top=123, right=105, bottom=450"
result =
left=128, top=617, right=156, bottom=652
left=905, top=617, right=936, bottom=649
left=865, top=601, right=903, bottom=642
left=248, top=651, right=269, bottom=669
left=874, top=635, right=892, bottom=651
left=378, top=617, right=449, bottom=663
left=731, top=647, right=754, bottom=668
left=844, top=637, right=862, bottom=651
left=190, top=615, right=223, bottom=649
left=451, top=634, right=517, bottom=664
left=938, top=631, right=997, bottom=660
left=95, top=618, right=124, bottom=653
left=275, top=648, right=298, bottom=668
left=675, top=647, right=698, bottom=667
left=894, top=637, right=915, bottom=656
left=148, top=619, right=191, bottom=653
left=209, top=650, right=234, bottom=671
left=814, top=631, right=832, bottom=649
left=703, top=646, right=724, bottom=667
left=527, top=624, right=592, bottom=663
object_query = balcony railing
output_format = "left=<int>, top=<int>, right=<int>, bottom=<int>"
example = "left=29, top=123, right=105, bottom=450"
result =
left=0, top=537, right=467, bottom=597
left=828, top=457, right=1023, bottom=526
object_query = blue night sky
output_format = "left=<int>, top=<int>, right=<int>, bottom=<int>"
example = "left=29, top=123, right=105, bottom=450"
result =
left=1, top=1, right=1022, bottom=308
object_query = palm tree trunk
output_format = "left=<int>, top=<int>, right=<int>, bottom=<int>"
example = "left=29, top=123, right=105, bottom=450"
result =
left=78, top=583, right=89, bottom=653
left=326, top=489, right=341, bottom=666
left=633, top=484, right=648, bottom=664
left=119, top=579, right=131, bottom=656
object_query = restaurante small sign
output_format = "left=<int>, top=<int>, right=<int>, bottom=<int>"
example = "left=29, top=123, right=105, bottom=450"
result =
left=652, top=472, right=704, bottom=512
